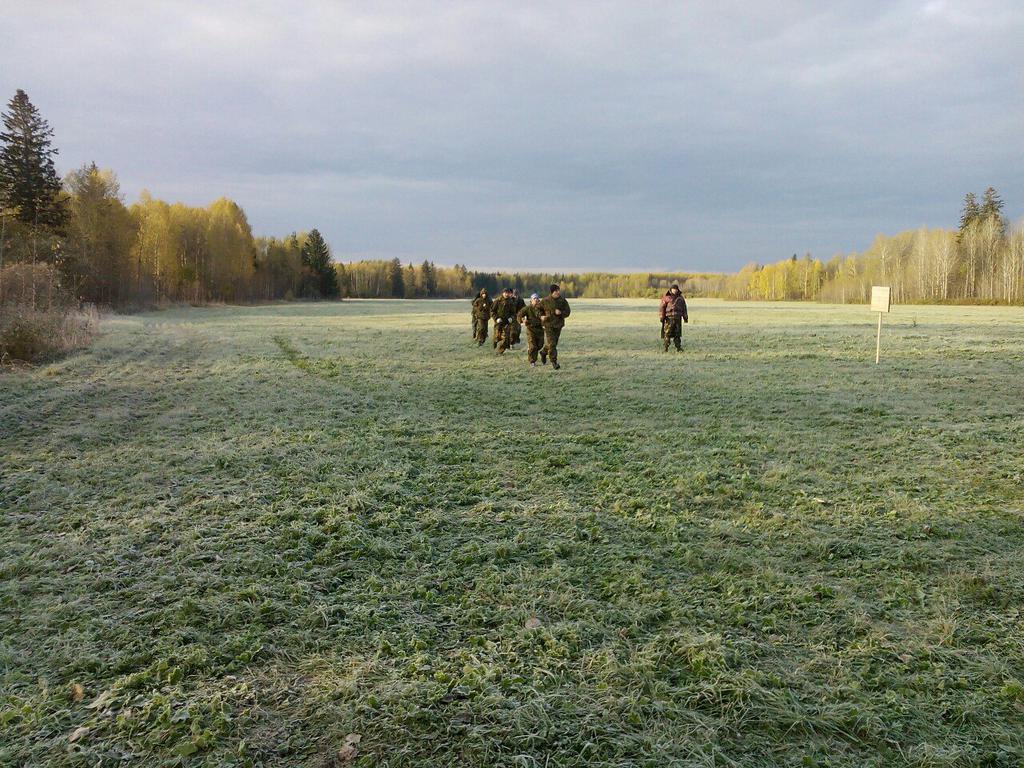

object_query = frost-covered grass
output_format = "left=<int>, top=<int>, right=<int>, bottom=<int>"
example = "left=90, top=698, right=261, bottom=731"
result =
left=2, top=299, right=1024, bottom=767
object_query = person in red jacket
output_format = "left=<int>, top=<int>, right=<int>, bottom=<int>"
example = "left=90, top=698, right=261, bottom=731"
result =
left=659, top=284, right=689, bottom=352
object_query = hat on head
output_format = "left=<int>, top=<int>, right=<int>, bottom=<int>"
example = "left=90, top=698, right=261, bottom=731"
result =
left=530, top=293, right=539, bottom=300
left=549, top=283, right=560, bottom=293
left=671, top=284, right=680, bottom=291
left=503, top=286, right=513, bottom=293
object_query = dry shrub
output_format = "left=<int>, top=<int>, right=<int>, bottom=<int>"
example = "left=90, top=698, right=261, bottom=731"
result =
left=0, top=304, right=99, bottom=364
left=0, top=262, right=71, bottom=307
left=0, top=264, right=99, bottom=364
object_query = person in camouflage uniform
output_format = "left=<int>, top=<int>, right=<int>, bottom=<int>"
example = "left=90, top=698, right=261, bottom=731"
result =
left=491, top=287, right=518, bottom=354
left=510, top=289, right=526, bottom=347
left=517, top=293, right=545, bottom=366
left=471, top=288, right=493, bottom=345
left=659, top=284, right=689, bottom=352
left=539, top=283, right=571, bottom=369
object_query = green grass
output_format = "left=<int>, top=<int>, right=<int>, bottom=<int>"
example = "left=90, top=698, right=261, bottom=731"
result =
left=2, top=298, right=1024, bottom=767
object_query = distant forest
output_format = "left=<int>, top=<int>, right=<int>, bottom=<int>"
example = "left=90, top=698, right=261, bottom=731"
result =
left=335, top=188, right=1024, bottom=305
left=688, top=187, right=1023, bottom=305
left=2, top=88, right=1022, bottom=309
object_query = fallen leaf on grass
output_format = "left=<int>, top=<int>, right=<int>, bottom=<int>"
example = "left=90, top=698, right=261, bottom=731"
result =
left=525, top=617, right=542, bottom=629
left=338, top=732, right=362, bottom=762
left=68, top=726, right=89, bottom=743
left=173, top=741, right=199, bottom=757
left=86, top=690, right=115, bottom=710
left=71, top=683, right=85, bottom=702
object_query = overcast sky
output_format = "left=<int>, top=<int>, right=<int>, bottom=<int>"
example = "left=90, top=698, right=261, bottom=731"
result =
left=2, top=1, right=1021, bottom=272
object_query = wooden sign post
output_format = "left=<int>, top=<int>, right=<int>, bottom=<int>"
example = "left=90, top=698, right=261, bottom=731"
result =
left=870, top=286, right=891, bottom=364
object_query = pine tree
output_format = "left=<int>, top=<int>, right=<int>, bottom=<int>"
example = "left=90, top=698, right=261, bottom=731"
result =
left=301, top=229, right=339, bottom=298
left=387, top=257, right=405, bottom=298
left=980, top=186, right=1004, bottom=217
left=421, top=259, right=438, bottom=297
left=0, top=89, right=66, bottom=228
left=301, top=229, right=328, bottom=272
left=319, top=262, right=339, bottom=298
left=958, top=192, right=980, bottom=236
left=980, top=186, right=1006, bottom=236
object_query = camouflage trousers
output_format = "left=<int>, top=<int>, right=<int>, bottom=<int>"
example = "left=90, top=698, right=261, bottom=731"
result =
left=494, top=319, right=516, bottom=352
left=662, top=317, right=683, bottom=350
left=511, top=320, right=522, bottom=345
left=473, top=316, right=489, bottom=343
left=543, top=326, right=562, bottom=363
left=524, top=325, right=544, bottom=363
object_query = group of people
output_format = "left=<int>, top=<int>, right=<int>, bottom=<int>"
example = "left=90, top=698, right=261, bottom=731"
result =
left=471, top=284, right=571, bottom=369
left=470, top=282, right=689, bottom=365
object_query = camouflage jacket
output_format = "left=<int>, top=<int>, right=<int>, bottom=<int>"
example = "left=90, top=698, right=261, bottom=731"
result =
left=517, top=304, right=544, bottom=328
left=539, top=295, right=571, bottom=328
left=659, top=293, right=688, bottom=321
left=472, top=295, right=492, bottom=318
left=491, top=296, right=518, bottom=321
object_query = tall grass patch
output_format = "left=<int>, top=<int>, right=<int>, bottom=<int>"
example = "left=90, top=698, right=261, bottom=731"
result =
left=0, top=264, right=99, bottom=364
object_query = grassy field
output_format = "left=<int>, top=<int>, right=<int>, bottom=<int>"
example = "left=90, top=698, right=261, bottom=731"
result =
left=2, top=298, right=1024, bottom=767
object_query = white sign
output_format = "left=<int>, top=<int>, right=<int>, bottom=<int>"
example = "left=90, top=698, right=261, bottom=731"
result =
left=871, top=286, right=891, bottom=313
left=870, top=286, right=891, bottom=364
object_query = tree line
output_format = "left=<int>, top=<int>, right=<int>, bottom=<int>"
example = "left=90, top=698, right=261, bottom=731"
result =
left=338, top=263, right=709, bottom=300
left=3, top=87, right=1021, bottom=309
left=0, top=89, right=339, bottom=308
left=688, top=188, right=1023, bottom=304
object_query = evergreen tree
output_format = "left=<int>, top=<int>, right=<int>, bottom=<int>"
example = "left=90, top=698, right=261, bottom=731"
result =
left=421, top=259, right=438, bottom=297
left=387, top=257, right=405, bottom=298
left=980, top=186, right=1006, bottom=236
left=303, top=229, right=328, bottom=272
left=301, top=228, right=339, bottom=298
left=0, top=89, right=66, bottom=229
left=981, top=186, right=1004, bottom=217
left=958, top=191, right=980, bottom=236
left=319, top=260, right=339, bottom=297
